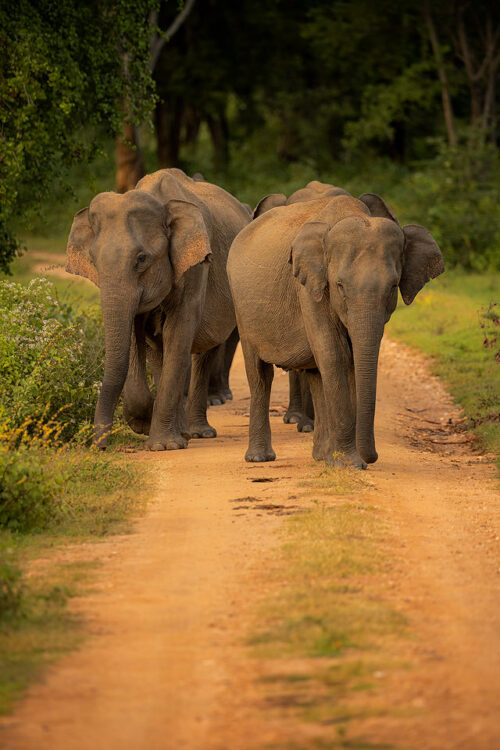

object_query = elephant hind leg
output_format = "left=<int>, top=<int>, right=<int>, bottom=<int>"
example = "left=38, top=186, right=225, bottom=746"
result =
left=241, top=339, right=275, bottom=462
left=187, top=347, right=219, bottom=438
left=296, top=372, right=314, bottom=433
left=207, top=343, right=227, bottom=406
left=283, top=371, right=302, bottom=424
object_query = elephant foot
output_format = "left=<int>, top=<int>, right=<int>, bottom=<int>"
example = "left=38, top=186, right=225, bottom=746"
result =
left=326, top=450, right=367, bottom=471
left=245, top=447, right=276, bottom=463
left=123, top=401, right=154, bottom=436
left=188, top=422, right=217, bottom=439
left=126, top=417, right=151, bottom=436
left=297, top=416, right=314, bottom=433
left=312, top=442, right=327, bottom=461
left=283, top=410, right=301, bottom=425
left=145, top=434, right=188, bottom=451
left=359, top=449, right=378, bottom=464
left=207, top=392, right=226, bottom=407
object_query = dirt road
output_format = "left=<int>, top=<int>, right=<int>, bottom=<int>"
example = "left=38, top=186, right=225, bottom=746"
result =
left=1, top=339, right=498, bottom=750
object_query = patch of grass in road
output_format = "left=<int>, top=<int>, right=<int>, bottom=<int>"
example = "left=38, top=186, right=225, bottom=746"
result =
left=249, top=496, right=406, bottom=746
left=0, top=448, right=148, bottom=715
left=387, top=272, right=500, bottom=466
left=300, top=465, right=372, bottom=496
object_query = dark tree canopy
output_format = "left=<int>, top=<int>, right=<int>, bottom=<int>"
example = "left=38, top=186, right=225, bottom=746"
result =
left=0, top=0, right=158, bottom=271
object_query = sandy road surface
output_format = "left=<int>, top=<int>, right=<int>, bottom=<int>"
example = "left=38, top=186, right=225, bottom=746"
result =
left=0, top=339, right=498, bottom=750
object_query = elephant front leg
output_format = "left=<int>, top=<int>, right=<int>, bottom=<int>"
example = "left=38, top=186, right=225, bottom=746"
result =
left=123, top=315, right=154, bottom=435
left=241, top=339, right=275, bottom=462
left=145, top=321, right=194, bottom=452
left=187, top=348, right=219, bottom=438
left=307, top=371, right=328, bottom=459
left=310, top=353, right=365, bottom=469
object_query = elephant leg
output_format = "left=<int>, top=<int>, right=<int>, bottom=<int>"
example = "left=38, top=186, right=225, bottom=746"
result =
left=296, top=372, right=314, bottom=433
left=146, top=342, right=163, bottom=389
left=241, top=339, right=275, bottom=462
left=187, top=347, right=219, bottom=438
left=207, top=343, right=227, bottom=406
left=283, top=371, right=302, bottom=424
left=307, top=371, right=328, bottom=460
left=123, top=315, right=154, bottom=435
left=318, top=356, right=364, bottom=469
left=146, top=274, right=204, bottom=451
left=221, top=327, right=239, bottom=400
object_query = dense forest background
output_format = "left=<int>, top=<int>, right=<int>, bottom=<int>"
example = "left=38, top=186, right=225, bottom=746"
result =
left=1, top=0, right=499, bottom=271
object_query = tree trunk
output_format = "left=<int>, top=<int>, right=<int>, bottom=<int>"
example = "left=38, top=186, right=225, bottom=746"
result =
left=115, top=123, right=145, bottom=193
left=206, top=108, right=229, bottom=172
left=155, top=97, right=183, bottom=167
left=424, top=2, right=457, bottom=147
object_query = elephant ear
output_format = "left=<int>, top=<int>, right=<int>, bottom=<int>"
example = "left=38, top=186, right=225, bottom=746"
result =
left=358, top=193, right=399, bottom=224
left=253, top=193, right=287, bottom=219
left=165, top=199, right=212, bottom=283
left=66, top=207, right=99, bottom=287
left=289, top=222, right=329, bottom=303
left=400, top=224, right=444, bottom=305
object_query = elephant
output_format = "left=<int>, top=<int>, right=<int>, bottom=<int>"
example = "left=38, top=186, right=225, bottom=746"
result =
left=66, top=167, right=250, bottom=449
left=252, top=181, right=350, bottom=431
left=227, top=189, right=444, bottom=468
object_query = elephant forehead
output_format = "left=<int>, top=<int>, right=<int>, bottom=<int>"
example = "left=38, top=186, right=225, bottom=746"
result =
left=330, top=216, right=402, bottom=251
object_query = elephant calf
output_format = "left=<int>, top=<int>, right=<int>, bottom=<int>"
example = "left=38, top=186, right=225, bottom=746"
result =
left=228, top=190, right=444, bottom=468
left=66, top=168, right=249, bottom=449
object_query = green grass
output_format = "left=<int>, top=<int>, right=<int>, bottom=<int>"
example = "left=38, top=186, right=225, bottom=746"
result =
left=249, top=488, right=406, bottom=746
left=0, top=447, right=148, bottom=714
left=387, top=272, right=500, bottom=465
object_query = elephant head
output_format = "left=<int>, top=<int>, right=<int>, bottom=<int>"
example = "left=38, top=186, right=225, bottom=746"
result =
left=289, top=194, right=444, bottom=463
left=66, top=178, right=212, bottom=447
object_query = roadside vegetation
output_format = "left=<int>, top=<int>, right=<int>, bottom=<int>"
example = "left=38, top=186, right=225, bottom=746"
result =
left=388, top=273, right=500, bottom=467
left=0, top=276, right=146, bottom=713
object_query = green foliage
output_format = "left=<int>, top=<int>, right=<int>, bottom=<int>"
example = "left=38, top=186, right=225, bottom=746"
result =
left=0, top=0, right=159, bottom=270
left=387, top=273, right=500, bottom=466
left=0, top=546, right=23, bottom=620
left=0, top=277, right=104, bottom=439
left=0, top=449, right=59, bottom=533
left=401, top=134, right=500, bottom=271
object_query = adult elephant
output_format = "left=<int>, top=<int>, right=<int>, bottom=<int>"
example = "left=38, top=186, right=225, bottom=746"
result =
left=66, top=168, right=249, bottom=449
left=228, top=190, right=444, bottom=468
left=252, top=180, right=350, bottom=431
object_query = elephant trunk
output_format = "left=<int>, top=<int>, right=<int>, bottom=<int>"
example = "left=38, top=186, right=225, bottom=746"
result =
left=349, top=310, right=385, bottom=464
left=94, top=286, right=138, bottom=448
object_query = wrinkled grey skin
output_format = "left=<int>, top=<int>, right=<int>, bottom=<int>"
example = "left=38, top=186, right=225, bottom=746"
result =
left=66, top=168, right=249, bottom=450
left=252, top=181, right=349, bottom=429
left=228, top=187, right=444, bottom=468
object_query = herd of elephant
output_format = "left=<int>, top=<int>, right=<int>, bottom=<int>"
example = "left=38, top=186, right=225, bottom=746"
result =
left=66, top=168, right=444, bottom=469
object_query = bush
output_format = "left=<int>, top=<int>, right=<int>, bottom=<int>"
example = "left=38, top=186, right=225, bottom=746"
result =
left=0, top=543, right=23, bottom=619
left=400, top=134, right=500, bottom=271
left=0, top=277, right=104, bottom=440
left=0, top=447, right=60, bottom=533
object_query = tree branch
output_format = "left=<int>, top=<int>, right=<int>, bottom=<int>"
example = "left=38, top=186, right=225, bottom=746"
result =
left=150, top=0, right=196, bottom=72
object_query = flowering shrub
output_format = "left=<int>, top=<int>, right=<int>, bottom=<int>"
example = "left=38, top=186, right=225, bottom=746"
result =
left=0, top=278, right=104, bottom=440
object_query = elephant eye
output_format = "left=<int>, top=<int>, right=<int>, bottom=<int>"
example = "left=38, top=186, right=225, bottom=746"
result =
left=136, top=253, right=148, bottom=267
left=336, top=281, right=345, bottom=293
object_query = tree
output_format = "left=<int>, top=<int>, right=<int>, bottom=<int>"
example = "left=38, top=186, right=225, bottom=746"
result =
left=0, top=0, right=158, bottom=272
left=115, top=0, right=196, bottom=192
